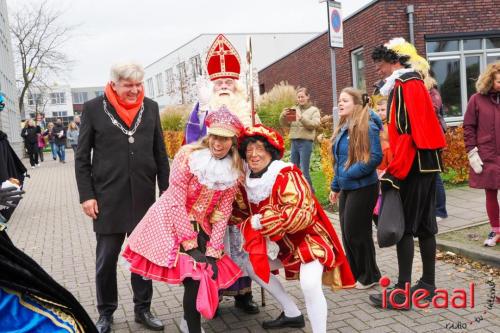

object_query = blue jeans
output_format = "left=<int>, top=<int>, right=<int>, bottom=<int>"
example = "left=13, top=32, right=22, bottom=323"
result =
left=56, top=144, right=66, bottom=162
left=435, top=173, right=448, bottom=218
left=290, top=139, right=314, bottom=191
left=50, top=142, right=58, bottom=159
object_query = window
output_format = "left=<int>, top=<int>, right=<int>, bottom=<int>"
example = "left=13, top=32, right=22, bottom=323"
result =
left=50, top=92, right=65, bottom=105
left=28, top=93, right=42, bottom=106
left=72, top=92, right=88, bottom=104
left=426, top=34, right=500, bottom=120
left=190, top=55, right=202, bottom=81
left=351, top=48, right=366, bottom=92
left=52, top=111, right=68, bottom=117
left=155, top=72, right=164, bottom=96
left=177, top=62, right=187, bottom=86
left=95, top=91, right=104, bottom=97
left=146, top=78, right=155, bottom=97
left=165, top=68, right=174, bottom=93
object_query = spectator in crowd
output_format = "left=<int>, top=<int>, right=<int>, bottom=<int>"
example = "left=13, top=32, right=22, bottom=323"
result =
left=372, top=95, right=393, bottom=224
left=53, top=119, right=67, bottom=163
left=368, top=38, right=446, bottom=309
left=36, top=129, right=46, bottom=163
left=67, top=121, right=80, bottom=154
left=20, top=119, right=41, bottom=168
left=463, top=61, right=500, bottom=247
left=74, top=115, right=81, bottom=129
left=329, top=87, right=382, bottom=290
left=44, top=122, right=57, bottom=161
left=75, top=61, right=169, bottom=333
left=280, top=87, right=321, bottom=191
left=425, top=73, right=448, bottom=221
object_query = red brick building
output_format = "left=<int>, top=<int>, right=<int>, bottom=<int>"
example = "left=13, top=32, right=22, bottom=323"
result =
left=259, top=0, right=499, bottom=122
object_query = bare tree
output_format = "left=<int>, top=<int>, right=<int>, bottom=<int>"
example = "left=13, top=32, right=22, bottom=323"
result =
left=9, top=1, right=74, bottom=117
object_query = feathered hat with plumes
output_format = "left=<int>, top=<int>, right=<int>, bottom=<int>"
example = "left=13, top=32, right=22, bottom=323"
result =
left=384, top=37, right=430, bottom=73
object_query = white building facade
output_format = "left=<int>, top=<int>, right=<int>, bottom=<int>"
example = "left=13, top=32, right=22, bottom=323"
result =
left=25, top=84, right=74, bottom=125
left=0, top=0, right=22, bottom=153
left=144, top=32, right=319, bottom=109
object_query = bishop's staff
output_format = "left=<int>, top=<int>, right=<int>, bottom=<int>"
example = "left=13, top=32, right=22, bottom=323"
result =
left=246, top=36, right=256, bottom=127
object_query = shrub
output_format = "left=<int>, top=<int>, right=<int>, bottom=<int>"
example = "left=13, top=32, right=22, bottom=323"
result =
left=160, top=104, right=191, bottom=131
left=441, top=125, right=469, bottom=184
left=257, top=82, right=296, bottom=133
left=163, top=130, right=184, bottom=159
left=319, top=137, right=334, bottom=186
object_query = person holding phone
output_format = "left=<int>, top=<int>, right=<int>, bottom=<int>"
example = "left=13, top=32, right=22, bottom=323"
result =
left=279, top=87, right=321, bottom=191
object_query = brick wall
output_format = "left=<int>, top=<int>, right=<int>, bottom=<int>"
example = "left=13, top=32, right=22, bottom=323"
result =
left=259, top=0, right=499, bottom=116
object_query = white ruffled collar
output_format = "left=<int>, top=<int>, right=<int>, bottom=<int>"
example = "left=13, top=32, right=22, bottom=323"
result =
left=188, top=148, right=239, bottom=190
left=245, top=160, right=292, bottom=204
left=379, top=68, right=414, bottom=96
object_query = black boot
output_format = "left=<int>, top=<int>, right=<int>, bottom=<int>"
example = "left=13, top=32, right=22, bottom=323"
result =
left=135, top=310, right=164, bottom=331
left=95, top=315, right=113, bottom=333
left=234, top=293, right=260, bottom=314
left=262, top=312, right=305, bottom=329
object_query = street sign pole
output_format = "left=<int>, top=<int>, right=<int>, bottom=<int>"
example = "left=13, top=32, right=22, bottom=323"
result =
left=326, top=0, right=343, bottom=128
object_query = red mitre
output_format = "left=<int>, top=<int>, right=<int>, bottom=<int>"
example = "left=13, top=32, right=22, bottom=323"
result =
left=239, top=125, right=285, bottom=158
left=205, top=34, right=241, bottom=81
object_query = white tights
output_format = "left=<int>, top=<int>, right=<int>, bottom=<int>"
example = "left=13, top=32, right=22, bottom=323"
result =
left=244, top=259, right=327, bottom=333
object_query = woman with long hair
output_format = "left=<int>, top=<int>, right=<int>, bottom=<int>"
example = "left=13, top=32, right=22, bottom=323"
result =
left=464, top=61, right=500, bottom=246
left=67, top=121, right=80, bottom=154
left=122, top=107, right=244, bottom=333
left=329, top=87, right=383, bottom=289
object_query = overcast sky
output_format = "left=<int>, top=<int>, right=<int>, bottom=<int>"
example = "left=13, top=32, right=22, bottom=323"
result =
left=8, top=0, right=372, bottom=87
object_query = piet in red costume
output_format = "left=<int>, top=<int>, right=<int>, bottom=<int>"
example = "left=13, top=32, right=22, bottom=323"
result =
left=231, top=124, right=355, bottom=332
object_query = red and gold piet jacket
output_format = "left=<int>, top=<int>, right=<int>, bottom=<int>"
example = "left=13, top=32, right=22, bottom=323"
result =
left=231, top=162, right=355, bottom=290
left=384, top=72, right=446, bottom=186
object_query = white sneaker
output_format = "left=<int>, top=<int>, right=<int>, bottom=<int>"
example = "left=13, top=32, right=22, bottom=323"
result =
left=31, top=166, right=35, bottom=169
left=179, top=317, right=205, bottom=333
left=36, top=164, right=40, bottom=167
left=484, top=238, right=498, bottom=247
left=355, top=281, right=377, bottom=290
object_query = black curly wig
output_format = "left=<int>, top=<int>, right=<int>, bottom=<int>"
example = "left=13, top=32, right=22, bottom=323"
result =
left=371, top=45, right=410, bottom=67
left=238, top=135, right=281, bottom=161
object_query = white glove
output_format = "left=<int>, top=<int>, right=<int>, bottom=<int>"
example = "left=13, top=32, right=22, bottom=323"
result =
left=467, top=147, right=483, bottom=174
left=250, top=214, right=262, bottom=230
left=266, top=238, right=279, bottom=260
left=197, top=79, right=211, bottom=110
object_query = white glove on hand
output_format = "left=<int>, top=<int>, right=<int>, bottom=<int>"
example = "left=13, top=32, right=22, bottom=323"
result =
left=467, top=147, right=483, bottom=174
left=250, top=214, right=262, bottom=230
left=266, top=238, right=279, bottom=260
left=197, top=80, right=211, bottom=110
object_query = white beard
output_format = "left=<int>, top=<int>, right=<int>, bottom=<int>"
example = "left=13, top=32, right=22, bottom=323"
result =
left=208, top=91, right=254, bottom=128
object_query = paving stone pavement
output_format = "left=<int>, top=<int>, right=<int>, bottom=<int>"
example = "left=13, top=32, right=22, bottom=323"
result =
left=6, top=150, right=500, bottom=333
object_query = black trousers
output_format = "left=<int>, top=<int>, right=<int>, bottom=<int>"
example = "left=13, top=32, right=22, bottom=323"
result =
left=95, top=233, right=152, bottom=316
left=339, top=183, right=381, bottom=285
left=25, top=143, right=38, bottom=166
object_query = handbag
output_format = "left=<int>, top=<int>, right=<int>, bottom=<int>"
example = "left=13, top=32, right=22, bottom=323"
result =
left=196, top=263, right=219, bottom=319
left=377, top=187, right=405, bottom=248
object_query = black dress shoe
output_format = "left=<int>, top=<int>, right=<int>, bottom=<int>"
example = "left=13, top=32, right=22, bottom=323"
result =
left=135, top=311, right=164, bottom=331
left=95, top=315, right=113, bottom=333
left=410, top=279, right=436, bottom=302
left=235, top=294, right=260, bottom=314
left=369, top=286, right=411, bottom=311
left=262, top=312, right=305, bottom=329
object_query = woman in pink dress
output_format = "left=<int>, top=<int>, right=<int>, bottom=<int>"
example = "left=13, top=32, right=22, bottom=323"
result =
left=122, top=107, right=244, bottom=333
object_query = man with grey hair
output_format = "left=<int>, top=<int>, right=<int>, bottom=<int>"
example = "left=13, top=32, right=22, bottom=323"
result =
left=76, top=62, right=169, bottom=332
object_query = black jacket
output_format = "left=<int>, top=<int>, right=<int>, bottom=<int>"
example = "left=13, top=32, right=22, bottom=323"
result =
left=52, top=124, right=67, bottom=145
left=75, top=96, right=169, bottom=234
left=20, top=125, right=40, bottom=145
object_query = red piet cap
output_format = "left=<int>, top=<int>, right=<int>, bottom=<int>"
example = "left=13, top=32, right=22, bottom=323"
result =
left=239, top=124, right=285, bottom=158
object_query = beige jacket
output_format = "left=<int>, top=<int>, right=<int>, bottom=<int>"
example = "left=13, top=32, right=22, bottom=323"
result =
left=279, top=104, right=321, bottom=141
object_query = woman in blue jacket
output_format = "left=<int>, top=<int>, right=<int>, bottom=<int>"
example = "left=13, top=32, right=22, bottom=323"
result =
left=329, top=87, right=382, bottom=289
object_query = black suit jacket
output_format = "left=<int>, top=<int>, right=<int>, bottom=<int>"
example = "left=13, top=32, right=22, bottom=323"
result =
left=75, top=96, right=169, bottom=234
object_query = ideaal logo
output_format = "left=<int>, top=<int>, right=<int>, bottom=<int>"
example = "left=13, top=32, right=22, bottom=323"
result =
left=379, top=276, right=475, bottom=310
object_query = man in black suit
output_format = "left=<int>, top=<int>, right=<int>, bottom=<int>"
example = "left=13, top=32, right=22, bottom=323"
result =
left=75, top=62, right=169, bottom=333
